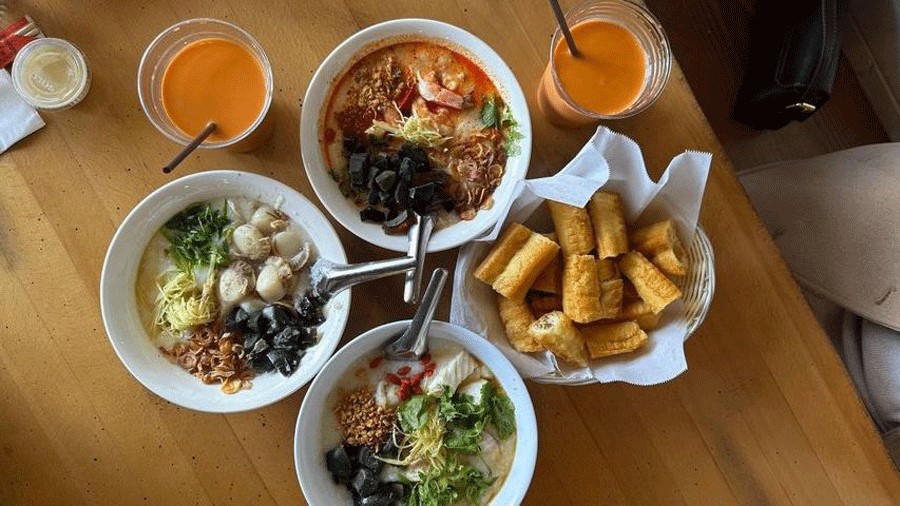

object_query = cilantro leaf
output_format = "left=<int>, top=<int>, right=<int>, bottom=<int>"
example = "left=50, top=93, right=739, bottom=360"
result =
left=479, top=94, right=499, bottom=128
left=485, top=383, right=516, bottom=440
left=438, top=388, right=483, bottom=422
left=398, top=395, right=432, bottom=433
left=443, top=417, right=486, bottom=454
left=499, top=104, right=523, bottom=157
left=406, top=459, right=495, bottom=506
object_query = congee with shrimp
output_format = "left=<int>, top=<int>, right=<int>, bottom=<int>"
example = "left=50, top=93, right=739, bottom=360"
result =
left=135, top=198, right=327, bottom=394
left=324, top=342, right=516, bottom=505
left=321, top=40, right=522, bottom=234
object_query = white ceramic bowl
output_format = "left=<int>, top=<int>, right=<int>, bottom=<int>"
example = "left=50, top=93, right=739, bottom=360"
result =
left=100, top=171, right=351, bottom=413
left=294, top=320, right=538, bottom=505
left=300, top=19, right=533, bottom=253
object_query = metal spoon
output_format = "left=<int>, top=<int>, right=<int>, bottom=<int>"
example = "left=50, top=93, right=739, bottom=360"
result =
left=384, top=268, right=448, bottom=360
left=307, top=255, right=416, bottom=303
left=403, top=213, right=435, bottom=304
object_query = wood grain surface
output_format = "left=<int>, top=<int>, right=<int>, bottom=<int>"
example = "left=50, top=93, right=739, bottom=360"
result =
left=1, top=1, right=897, bottom=504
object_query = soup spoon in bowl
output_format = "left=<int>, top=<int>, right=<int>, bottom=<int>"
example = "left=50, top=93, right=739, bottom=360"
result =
left=384, top=267, right=448, bottom=360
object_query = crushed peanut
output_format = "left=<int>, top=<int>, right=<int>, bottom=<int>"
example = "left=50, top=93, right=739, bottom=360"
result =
left=335, top=387, right=396, bottom=449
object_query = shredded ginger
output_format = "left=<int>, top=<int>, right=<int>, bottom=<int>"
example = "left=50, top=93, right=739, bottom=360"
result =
left=367, top=107, right=450, bottom=149
left=154, top=262, right=218, bottom=332
left=379, top=407, right=446, bottom=470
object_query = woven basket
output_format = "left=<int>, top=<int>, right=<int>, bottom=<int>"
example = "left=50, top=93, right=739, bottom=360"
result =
left=532, top=227, right=716, bottom=385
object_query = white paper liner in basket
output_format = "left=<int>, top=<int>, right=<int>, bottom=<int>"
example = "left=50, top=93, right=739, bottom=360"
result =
left=450, top=127, right=714, bottom=386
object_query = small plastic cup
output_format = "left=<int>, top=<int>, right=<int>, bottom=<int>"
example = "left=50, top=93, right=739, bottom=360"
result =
left=137, top=18, right=274, bottom=153
left=536, top=0, right=672, bottom=128
left=12, top=38, right=91, bottom=111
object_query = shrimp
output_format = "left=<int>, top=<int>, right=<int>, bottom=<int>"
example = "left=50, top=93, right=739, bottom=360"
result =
left=411, top=97, right=455, bottom=137
left=416, top=70, right=464, bottom=110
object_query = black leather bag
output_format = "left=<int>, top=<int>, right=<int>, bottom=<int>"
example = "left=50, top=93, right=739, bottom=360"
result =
left=733, top=0, right=842, bottom=130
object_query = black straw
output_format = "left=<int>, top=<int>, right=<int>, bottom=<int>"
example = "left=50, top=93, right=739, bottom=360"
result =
left=163, top=122, right=217, bottom=174
left=549, top=0, right=581, bottom=58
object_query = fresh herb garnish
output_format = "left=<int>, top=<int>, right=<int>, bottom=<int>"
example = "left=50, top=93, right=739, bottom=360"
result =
left=479, top=94, right=500, bottom=128
left=162, top=203, right=231, bottom=271
left=388, top=383, right=516, bottom=505
left=438, top=388, right=482, bottom=422
left=398, top=395, right=432, bottom=433
left=480, top=93, right=523, bottom=157
left=499, top=104, right=523, bottom=157
left=485, top=382, right=516, bottom=440
left=437, top=383, right=516, bottom=454
left=406, top=458, right=495, bottom=506
left=439, top=388, right=486, bottom=454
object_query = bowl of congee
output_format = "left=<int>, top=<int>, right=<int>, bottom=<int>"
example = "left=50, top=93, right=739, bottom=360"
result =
left=100, top=171, right=351, bottom=413
left=294, top=320, right=537, bottom=505
left=137, top=18, right=274, bottom=152
left=301, top=19, right=532, bottom=252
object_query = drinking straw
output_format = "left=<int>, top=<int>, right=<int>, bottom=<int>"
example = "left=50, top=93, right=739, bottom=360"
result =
left=162, top=122, right=217, bottom=174
left=549, top=0, right=581, bottom=57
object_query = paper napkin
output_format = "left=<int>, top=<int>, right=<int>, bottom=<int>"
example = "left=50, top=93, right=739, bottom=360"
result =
left=0, top=68, right=44, bottom=154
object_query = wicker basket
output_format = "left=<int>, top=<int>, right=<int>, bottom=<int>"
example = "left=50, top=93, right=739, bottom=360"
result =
left=532, top=227, right=716, bottom=385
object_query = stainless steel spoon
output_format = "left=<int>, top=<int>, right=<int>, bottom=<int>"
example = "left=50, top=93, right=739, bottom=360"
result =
left=403, top=213, right=435, bottom=304
left=384, top=268, right=448, bottom=360
left=306, top=255, right=416, bottom=302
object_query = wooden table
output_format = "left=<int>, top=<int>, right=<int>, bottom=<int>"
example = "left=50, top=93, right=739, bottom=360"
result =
left=2, top=1, right=897, bottom=504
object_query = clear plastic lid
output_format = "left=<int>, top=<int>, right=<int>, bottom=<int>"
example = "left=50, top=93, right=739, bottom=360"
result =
left=11, top=37, right=91, bottom=110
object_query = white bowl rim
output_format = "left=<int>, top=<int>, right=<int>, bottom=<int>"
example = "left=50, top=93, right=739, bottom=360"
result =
left=100, top=170, right=351, bottom=413
left=294, top=320, right=538, bottom=505
left=300, top=18, right=533, bottom=253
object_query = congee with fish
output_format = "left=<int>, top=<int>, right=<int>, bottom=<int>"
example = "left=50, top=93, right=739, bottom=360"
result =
left=324, top=341, right=517, bottom=505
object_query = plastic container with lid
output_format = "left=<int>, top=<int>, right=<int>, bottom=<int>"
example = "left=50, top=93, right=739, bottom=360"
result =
left=11, top=37, right=91, bottom=111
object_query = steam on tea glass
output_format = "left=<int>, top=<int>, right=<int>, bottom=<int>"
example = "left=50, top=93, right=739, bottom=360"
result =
left=537, top=0, right=672, bottom=128
left=137, top=18, right=274, bottom=153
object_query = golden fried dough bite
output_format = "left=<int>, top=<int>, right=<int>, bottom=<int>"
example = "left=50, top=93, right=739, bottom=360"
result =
left=474, top=223, right=532, bottom=284
left=630, top=220, right=687, bottom=276
left=531, top=253, right=562, bottom=294
left=562, top=254, right=604, bottom=323
left=619, top=251, right=682, bottom=314
left=636, top=312, right=662, bottom=331
left=622, top=299, right=652, bottom=320
left=595, top=257, right=620, bottom=282
left=528, top=293, right=563, bottom=315
left=630, top=220, right=679, bottom=255
left=497, top=295, right=543, bottom=353
left=547, top=201, right=595, bottom=256
left=587, top=191, right=628, bottom=259
left=621, top=300, right=662, bottom=330
left=622, top=280, right=640, bottom=302
left=598, top=278, right=624, bottom=319
left=652, top=249, right=687, bottom=277
left=529, top=311, right=588, bottom=367
left=492, top=234, right=560, bottom=301
left=582, top=321, right=648, bottom=358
